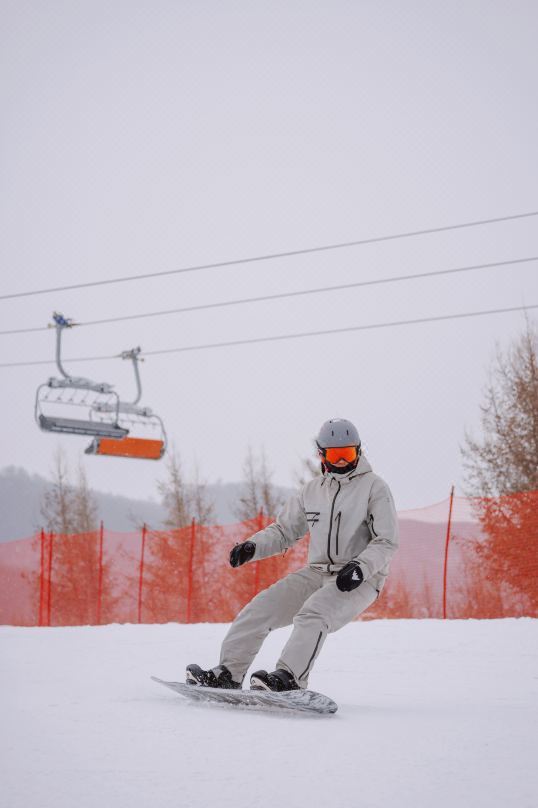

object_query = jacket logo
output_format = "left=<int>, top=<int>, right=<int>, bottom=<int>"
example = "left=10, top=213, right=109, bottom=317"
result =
left=305, top=512, right=320, bottom=525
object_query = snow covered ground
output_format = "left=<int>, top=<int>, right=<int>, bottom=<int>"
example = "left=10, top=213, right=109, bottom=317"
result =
left=1, top=619, right=537, bottom=808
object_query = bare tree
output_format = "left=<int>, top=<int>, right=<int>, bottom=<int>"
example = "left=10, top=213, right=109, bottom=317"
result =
left=294, top=455, right=322, bottom=487
left=158, top=448, right=191, bottom=529
left=461, top=319, right=538, bottom=613
left=462, top=319, right=538, bottom=496
left=41, top=447, right=75, bottom=534
left=39, top=451, right=107, bottom=625
left=234, top=447, right=284, bottom=521
left=158, top=448, right=215, bottom=528
left=141, top=449, right=216, bottom=622
left=190, top=463, right=215, bottom=526
left=72, top=463, right=98, bottom=534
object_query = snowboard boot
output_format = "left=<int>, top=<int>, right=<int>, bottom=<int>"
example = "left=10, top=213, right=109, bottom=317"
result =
left=186, top=664, right=241, bottom=689
left=250, top=668, right=300, bottom=692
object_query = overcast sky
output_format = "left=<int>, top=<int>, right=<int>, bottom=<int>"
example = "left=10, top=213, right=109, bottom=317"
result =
left=1, top=0, right=537, bottom=513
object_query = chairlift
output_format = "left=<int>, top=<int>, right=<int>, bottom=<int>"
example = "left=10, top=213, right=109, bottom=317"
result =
left=35, top=313, right=128, bottom=440
left=85, top=348, right=167, bottom=460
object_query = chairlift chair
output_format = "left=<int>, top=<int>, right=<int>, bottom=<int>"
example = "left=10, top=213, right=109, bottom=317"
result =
left=85, top=348, right=167, bottom=460
left=35, top=313, right=128, bottom=440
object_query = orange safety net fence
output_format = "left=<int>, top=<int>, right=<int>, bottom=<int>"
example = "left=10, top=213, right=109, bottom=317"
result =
left=1, top=491, right=537, bottom=626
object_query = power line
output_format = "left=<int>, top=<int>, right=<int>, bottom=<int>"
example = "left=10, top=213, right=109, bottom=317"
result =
left=0, top=255, right=535, bottom=336
left=1, top=210, right=537, bottom=301
left=1, top=302, right=535, bottom=368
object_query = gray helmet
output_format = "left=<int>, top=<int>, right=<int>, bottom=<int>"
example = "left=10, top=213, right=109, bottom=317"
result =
left=316, top=418, right=361, bottom=449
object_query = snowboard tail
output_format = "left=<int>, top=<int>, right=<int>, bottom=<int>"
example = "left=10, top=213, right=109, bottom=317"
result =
left=151, top=676, right=337, bottom=715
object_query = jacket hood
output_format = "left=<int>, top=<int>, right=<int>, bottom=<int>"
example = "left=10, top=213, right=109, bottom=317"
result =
left=325, top=453, right=372, bottom=484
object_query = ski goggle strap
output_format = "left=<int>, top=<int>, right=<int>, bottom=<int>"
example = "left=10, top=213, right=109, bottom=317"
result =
left=319, top=445, right=359, bottom=464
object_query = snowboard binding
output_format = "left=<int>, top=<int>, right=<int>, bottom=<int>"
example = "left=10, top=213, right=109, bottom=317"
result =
left=186, top=664, right=241, bottom=689
left=250, top=668, right=300, bottom=692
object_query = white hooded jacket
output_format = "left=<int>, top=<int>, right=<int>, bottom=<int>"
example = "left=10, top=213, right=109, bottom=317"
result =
left=248, top=455, right=399, bottom=592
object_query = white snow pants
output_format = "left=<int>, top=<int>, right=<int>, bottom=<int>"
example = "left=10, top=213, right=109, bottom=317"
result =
left=218, top=566, right=378, bottom=688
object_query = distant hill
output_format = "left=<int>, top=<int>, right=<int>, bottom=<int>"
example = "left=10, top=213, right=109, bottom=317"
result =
left=0, top=466, right=293, bottom=542
left=1, top=466, right=474, bottom=547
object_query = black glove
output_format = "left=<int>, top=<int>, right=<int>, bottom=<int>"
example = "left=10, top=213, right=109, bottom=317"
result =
left=230, top=541, right=256, bottom=568
left=336, top=561, right=364, bottom=592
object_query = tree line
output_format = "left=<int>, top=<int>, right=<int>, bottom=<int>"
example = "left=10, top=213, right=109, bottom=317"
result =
left=39, top=446, right=313, bottom=534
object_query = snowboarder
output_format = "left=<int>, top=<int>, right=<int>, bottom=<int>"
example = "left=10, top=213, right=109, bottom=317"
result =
left=187, top=417, right=399, bottom=693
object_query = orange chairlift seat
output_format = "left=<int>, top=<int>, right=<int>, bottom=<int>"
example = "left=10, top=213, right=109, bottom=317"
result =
left=90, top=436, right=164, bottom=460
left=85, top=348, right=167, bottom=460
left=35, top=313, right=128, bottom=440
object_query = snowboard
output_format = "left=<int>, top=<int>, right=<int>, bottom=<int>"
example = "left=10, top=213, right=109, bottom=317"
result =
left=151, top=676, right=338, bottom=715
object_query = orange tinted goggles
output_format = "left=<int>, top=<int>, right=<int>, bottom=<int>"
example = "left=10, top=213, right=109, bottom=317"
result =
left=322, top=445, right=359, bottom=464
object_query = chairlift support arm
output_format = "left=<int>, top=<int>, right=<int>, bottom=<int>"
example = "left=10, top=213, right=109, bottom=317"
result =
left=53, top=312, right=74, bottom=381
left=121, top=348, right=143, bottom=406
left=49, top=313, right=114, bottom=394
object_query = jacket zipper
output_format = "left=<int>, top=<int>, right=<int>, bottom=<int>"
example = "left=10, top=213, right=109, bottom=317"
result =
left=335, top=511, right=342, bottom=555
left=326, top=481, right=341, bottom=563
left=369, top=514, right=378, bottom=537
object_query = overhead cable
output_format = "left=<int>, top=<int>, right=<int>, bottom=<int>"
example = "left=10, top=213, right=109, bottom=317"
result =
left=0, top=255, right=535, bottom=336
left=1, top=210, right=537, bottom=301
left=0, top=302, right=535, bottom=368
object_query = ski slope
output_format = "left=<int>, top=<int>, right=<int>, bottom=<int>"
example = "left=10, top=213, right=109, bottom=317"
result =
left=1, top=619, right=537, bottom=808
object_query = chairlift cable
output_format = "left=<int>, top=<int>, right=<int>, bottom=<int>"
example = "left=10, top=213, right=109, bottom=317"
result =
left=0, top=255, right=536, bottom=337
left=1, top=210, right=537, bottom=301
left=1, top=302, right=536, bottom=369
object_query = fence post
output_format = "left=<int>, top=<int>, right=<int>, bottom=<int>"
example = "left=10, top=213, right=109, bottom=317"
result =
left=186, top=518, right=196, bottom=623
left=137, top=523, right=147, bottom=624
left=442, top=486, right=455, bottom=619
left=38, top=529, right=46, bottom=627
left=96, top=521, right=104, bottom=626
left=46, top=532, right=54, bottom=627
